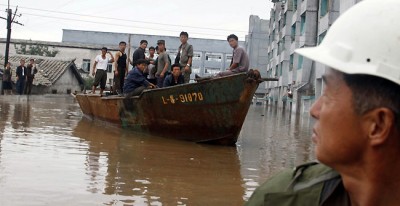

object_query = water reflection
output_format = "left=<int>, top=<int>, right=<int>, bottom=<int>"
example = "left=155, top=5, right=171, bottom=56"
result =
left=0, top=96, right=315, bottom=205
left=238, top=105, right=315, bottom=198
left=73, top=119, right=245, bottom=205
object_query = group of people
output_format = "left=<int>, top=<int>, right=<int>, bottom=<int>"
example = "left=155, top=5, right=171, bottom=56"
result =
left=2, top=58, right=38, bottom=95
left=91, top=32, right=250, bottom=97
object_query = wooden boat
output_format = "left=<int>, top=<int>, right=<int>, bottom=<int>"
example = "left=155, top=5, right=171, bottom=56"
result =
left=74, top=72, right=270, bottom=146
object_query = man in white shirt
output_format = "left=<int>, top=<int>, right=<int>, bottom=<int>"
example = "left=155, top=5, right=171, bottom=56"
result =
left=92, top=47, right=114, bottom=96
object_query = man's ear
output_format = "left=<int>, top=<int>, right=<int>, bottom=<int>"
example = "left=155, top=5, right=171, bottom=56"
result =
left=363, top=108, right=395, bottom=146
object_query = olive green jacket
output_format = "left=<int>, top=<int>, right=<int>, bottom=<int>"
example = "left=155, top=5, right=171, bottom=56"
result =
left=245, top=162, right=350, bottom=206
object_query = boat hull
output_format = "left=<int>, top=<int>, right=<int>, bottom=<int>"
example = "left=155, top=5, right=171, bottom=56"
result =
left=75, top=73, right=259, bottom=145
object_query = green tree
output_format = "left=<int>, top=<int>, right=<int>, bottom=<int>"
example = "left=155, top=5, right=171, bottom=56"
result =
left=14, top=42, right=59, bottom=57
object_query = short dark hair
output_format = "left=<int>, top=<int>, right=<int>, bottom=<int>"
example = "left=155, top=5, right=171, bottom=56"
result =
left=29, top=58, right=35, bottom=61
left=101, top=47, right=108, bottom=51
left=343, top=73, right=400, bottom=131
left=135, top=59, right=149, bottom=66
left=119, top=41, right=127, bottom=45
left=180, top=31, right=189, bottom=38
left=227, top=34, right=238, bottom=41
left=140, top=40, right=148, bottom=45
left=149, top=46, right=155, bottom=51
left=171, top=63, right=181, bottom=69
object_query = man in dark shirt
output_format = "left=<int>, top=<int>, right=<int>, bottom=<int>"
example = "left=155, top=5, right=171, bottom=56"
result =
left=15, top=59, right=27, bottom=95
left=24, top=58, right=38, bottom=95
left=123, top=59, right=156, bottom=97
left=163, top=63, right=184, bottom=87
left=113, top=41, right=128, bottom=94
left=132, top=40, right=148, bottom=65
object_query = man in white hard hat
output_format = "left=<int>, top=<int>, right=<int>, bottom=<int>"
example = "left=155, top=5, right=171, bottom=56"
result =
left=245, top=0, right=400, bottom=205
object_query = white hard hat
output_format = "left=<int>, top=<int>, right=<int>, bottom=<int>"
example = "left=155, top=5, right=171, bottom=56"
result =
left=295, top=0, right=400, bottom=85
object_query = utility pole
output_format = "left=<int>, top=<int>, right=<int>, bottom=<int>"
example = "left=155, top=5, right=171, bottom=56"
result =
left=1, top=0, right=23, bottom=67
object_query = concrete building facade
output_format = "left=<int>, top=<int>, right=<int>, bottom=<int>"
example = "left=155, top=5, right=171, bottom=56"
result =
left=245, top=15, right=270, bottom=94
left=264, top=0, right=362, bottom=113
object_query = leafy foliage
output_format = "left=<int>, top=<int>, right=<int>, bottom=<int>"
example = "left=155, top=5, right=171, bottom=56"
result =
left=14, top=42, right=59, bottom=57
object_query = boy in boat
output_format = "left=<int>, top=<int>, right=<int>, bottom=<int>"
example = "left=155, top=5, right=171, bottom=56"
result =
left=195, top=34, right=249, bottom=80
left=123, top=59, right=156, bottom=97
left=163, top=63, right=184, bottom=87
left=92, top=47, right=114, bottom=96
left=246, top=0, right=400, bottom=205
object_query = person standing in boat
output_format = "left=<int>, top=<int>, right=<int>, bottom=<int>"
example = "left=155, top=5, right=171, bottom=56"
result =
left=175, top=31, right=193, bottom=83
left=146, top=46, right=157, bottom=85
left=91, top=47, right=114, bottom=96
left=163, top=63, right=185, bottom=87
left=155, top=40, right=170, bottom=88
left=113, top=41, right=128, bottom=94
left=123, top=59, right=156, bottom=97
left=132, top=40, right=148, bottom=65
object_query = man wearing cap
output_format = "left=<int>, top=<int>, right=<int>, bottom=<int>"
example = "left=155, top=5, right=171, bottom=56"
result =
left=155, top=40, right=170, bottom=88
left=246, top=0, right=400, bottom=205
left=123, top=59, right=156, bottom=97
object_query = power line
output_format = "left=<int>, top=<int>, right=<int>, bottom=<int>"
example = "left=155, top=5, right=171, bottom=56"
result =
left=0, top=4, right=248, bottom=33
left=21, top=12, right=232, bottom=39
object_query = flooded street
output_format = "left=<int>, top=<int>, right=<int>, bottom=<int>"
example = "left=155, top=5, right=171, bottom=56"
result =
left=0, top=95, right=315, bottom=205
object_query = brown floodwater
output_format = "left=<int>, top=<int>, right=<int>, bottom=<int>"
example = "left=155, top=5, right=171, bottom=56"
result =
left=0, top=95, right=315, bottom=205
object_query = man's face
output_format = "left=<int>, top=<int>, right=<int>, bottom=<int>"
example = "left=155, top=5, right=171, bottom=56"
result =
left=180, top=35, right=188, bottom=44
left=228, top=38, right=238, bottom=48
left=30, top=60, right=34, bottom=65
left=119, top=44, right=126, bottom=51
left=101, top=49, right=107, bottom=55
left=310, top=69, right=365, bottom=168
left=172, top=66, right=181, bottom=77
left=149, top=49, right=155, bottom=56
left=140, top=43, right=148, bottom=49
left=157, top=44, right=165, bottom=52
left=137, top=63, right=147, bottom=72
left=20, top=60, right=25, bottom=66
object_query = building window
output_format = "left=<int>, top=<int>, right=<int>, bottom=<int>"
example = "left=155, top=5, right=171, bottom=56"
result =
left=300, top=13, right=306, bottom=35
left=272, top=29, right=276, bottom=41
left=290, top=54, right=294, bottom=71
left=298, top=55, right=303, bottom=70
left=280, top=62, right=283, bottom=76
left=318, top=31, right=327, bottom=45
left=107, top=63, right=113, bottom=73
left=293, top=0, right=298, bottom=11
left=320, top=0, right=328, bottom=17
left=275, top=65, right=279, bottom=77
left=82, top=59, right=90, bottom=72
left=291, top=23, right=296, bottom=42
left=282, top=12, right=287, bottom=27
left=193, top=53, right=201, bottom=60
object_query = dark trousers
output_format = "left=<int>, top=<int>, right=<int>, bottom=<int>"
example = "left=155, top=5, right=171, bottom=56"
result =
left=113, top=68, right=126, bottom=94
left=24, top=78, right=34, bottom=94
left=124, top=86, right=146, bottom=98
left=16, top=78, right=25, bottom=95
left=156, top=76, right=164, bottom=88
